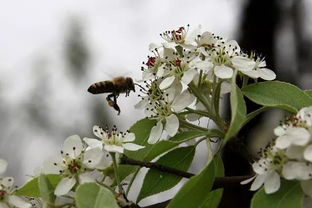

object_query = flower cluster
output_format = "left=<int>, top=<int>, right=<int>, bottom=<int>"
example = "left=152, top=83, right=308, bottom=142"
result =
left=243, top=107, right=312, bottom=196
left=137, top=25, right=276, bottom=144
left=0, top=159, right=31, bottom=208
left=42, top=125, right=142, bottom=197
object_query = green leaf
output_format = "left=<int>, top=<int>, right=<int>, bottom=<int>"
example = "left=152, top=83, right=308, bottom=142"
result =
left=242, top=81, right=312, bottom=113
left=120, top=118, right=156, bottom=180
left=15, top=174, right=61, bottom=198
left=137, top=146, right=195, bottom=202
left=144, top=130, right=206, bottom=161
left=125, top=118, right=157, bottom=160
left=305, top=89, right=312, bottom=98
left=118, top=165, right=137, bottom=182
left=224, top=83, right=247, bottom=144
left=166, top=157, right=223, bottom=208
left=76, top=183, right=119, bottom=208
left=39, top=174, right=56, bottom=203
left=199, top=155, right=224, bottom=208
left=200, top=189, right=223, bottom=208
left=175, top=45, right=184, bottom=57
left=122, top=120, right=207, bottom=181
left=251, top=180, right=304, bottom=208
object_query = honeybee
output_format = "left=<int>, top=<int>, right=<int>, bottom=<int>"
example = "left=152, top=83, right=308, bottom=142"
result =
left=87, top=77, right=135, bottom=115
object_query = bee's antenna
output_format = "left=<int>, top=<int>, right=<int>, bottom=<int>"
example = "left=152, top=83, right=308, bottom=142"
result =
left=134, top=83, right=146, bottom=91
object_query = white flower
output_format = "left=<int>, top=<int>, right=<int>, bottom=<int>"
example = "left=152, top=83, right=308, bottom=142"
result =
left=84, top=125, right=145, bottom=154
left=160, top=25, right=201, bottom=49
left=282, top=161, right=312, bottom=180
left=158, top=54, right=198, bottom=90
left=0, top=159, right=7, bottom=174
left=241, top=58, right=276, bottom=80
left=304, top=145, right=312, bottom=162
left=0, top=177, right=31, bottom=208
left=201, top=39, right=247, bottom=79
left=43, top=135, right=109, bottom=196
left=298, top=107, right=312, bottom=127
left=231, top=56, right=255, bottom=73
left=274, top=126, right=310, bottom=149
left=147, top=89, right=196, bottom=144
left=241, top=146, right=284, bottom=194
left=196, top=31, right=219, bottom=48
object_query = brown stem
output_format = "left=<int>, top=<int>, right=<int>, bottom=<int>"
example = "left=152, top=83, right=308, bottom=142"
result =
left=120, top=155, right=254, bottom=190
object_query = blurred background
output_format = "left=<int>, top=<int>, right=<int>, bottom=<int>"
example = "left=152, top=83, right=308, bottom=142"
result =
left=0, top=0, right=312, bottom=207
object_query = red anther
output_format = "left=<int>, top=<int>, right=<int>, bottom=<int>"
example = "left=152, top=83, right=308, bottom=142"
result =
left=176, top=27, right=185, bottom=33
left=68, top=161, right=82, bottom=173
left=0, top=190, right=7, bottom=196
left=175, top=59, right=182, bottom=66
left=146, top=57, right=156, bottom=67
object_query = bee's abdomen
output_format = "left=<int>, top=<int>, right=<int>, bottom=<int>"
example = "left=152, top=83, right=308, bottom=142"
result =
left=87, top=81, right=114, bottom=94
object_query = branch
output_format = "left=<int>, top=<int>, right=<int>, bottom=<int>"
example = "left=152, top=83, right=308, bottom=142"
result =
left=120, top=155, right=253, bottom=189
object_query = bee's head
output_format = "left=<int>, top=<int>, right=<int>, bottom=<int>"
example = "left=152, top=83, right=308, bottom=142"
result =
left=126, top=77, right=135, bottom=92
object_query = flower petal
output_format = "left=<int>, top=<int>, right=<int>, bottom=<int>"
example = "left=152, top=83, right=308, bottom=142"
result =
left=275, top=135, right=291, bottom=149
left=190, top=58, right=213, bottom=72
left=181, top=69, right=198, bottom=85
left=274, top=126, right=285, bottom=136
left=288, top=127, right=310, bottom=146
left=162, top=46, right=176, bottom=60
left=142, top=71, right=154, bottom=80
left=165, top=114, right=179, bottom=137
left=148, top=121, right=163, bottom=144
left=301, top=180, right=312, bottom=197
left=63, top=135, right=83, bottom=158
left=241, top=70, right=259, bottom=79
left=123, top=143, right=145, bottom=151
left=54, top=177, right=76, bottom=196
left=240, top=175, right=256, bottom=185
left=264, top=171, right=280, bottom=194
left=42, top=159, right=64, bottom=174
left=304, top=145, right=312, bottom=162
left=123, top=133, right=135, bottom=142
left=220, top=81, right=232, bottom=94
left=231, top=56, right=255, bottom=72
left=159, top=76, right=175, bottom=90
left=282, top=162, right=298, bottom=180
left=83, top=148, right=104, bottom=168
left=198, top=31, right=215, bottom=46
left=0, top=202, right=9, bottom=208
left=172, top=90, right=196, bottom=112
left=78, top=172, right=96, bottom=184
left=104, top=145, right=124, bottom=154
left=7, top=196, right=31, bottom=208
left=135, top=98, right=148, bottom=109
left=214, top=65, right=233, bottom=79
left=83, top=138, right=103, bottom=150
left=258, top=68, right=276, bottom=80
left=149, top=43, right=161, bottom=51
left=250, top=174, right=266, bottom=191
left=96, top=153, right=112, bottom=169
left=165, top=81, right=182, bottom=103
left=286, top=145, right=304, bottom=160
left=93, top=126, right=107, bottom=139
left=0, top=159, right=7, bottom=174
left=1, top=177, right=14, bottom=188
left=252, top=160, right=266, bottom=175
left=282, top=161, right=312, bottom=180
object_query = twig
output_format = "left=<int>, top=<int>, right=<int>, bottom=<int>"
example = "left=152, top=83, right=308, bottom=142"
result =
left=120, top=155, right=254, bottom=189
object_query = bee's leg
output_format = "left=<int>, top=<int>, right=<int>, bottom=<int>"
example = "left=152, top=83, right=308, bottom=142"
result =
left=106, top=94, right=121, bottom=115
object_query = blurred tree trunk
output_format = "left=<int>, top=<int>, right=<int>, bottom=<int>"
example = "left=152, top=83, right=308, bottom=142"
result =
left=221, top=1, right=280, bottom=208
